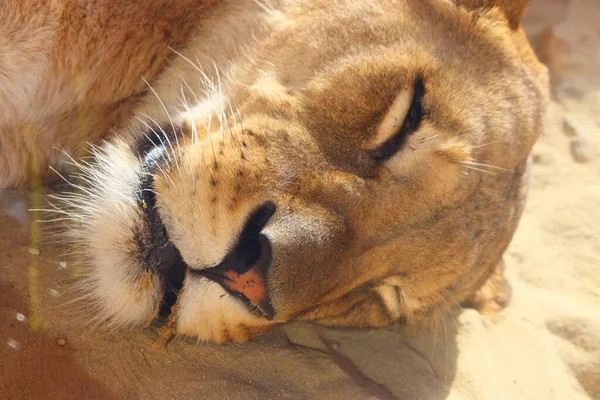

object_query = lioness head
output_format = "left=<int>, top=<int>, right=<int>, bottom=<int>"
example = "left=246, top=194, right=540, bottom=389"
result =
left=61, top=0, right=548, bottom=342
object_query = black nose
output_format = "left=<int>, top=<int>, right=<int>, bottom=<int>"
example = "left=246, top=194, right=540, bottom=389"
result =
left=193, top=201, right=277, bottom=320
left=233, top=201, right=276, bottom=271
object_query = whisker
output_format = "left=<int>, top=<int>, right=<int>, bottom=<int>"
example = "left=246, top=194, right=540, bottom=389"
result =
left=253, top=0, right=276, bottom=15
left=213, top=62, right=227, bottom=140
left=462, top=165, right=497, bottom=176
left=469, top=141, right=500, bottom=149
left=227, top=100, right=241, bottom=144
left=441, top=312, right=449, bottom=386
left=142, top=78, right=183, bottom=172
left=235, top=104, right=244, bottom=137
left=135, top=116, right=174, bottom=166
left=464, top=160, right=513, bottom=172
left=180, top=77, right=201, bottom=104
left=179, top=78, right=202, bottom=146
left=138, top=114, right=179, bottom=169
left=430, top=311, right=439, bottom=359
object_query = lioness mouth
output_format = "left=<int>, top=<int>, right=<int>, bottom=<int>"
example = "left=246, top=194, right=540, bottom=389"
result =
left=193, top=233, right=276, bottom=321
left=137, top=139, right=276, bottom=321
left=137, top=152, right=186, bottom=320
left=190, top=202, right=277, bottom=320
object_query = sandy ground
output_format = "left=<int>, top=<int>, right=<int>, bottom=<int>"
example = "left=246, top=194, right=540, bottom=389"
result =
left=0, top=1, right=598, bottom=399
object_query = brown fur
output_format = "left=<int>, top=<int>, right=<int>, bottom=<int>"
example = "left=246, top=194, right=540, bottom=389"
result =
left=0, top=0, right=548, bottom=342
left=0, top=0, right=216, bottom=185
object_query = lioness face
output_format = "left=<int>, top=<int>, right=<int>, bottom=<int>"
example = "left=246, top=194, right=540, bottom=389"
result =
left=64, top=0, right=548, bottom=342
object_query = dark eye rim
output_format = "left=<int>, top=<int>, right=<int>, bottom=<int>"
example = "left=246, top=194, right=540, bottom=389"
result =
left=372, top=77, right=426, bottom=162
left=133, top=123, right=185, bottom=159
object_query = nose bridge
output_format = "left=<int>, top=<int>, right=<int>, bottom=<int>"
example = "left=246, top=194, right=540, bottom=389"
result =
left=189, top=201, right=277, bottom=320
left=160, top=125, right=277, bottom=268
left=196, top=125, right=270, bottom=204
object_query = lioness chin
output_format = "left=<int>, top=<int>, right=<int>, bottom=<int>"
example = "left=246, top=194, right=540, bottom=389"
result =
left=0, top=0, right=548, bottom=343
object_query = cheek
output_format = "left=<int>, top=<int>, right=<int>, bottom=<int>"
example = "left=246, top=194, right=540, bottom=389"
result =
left=410, top=155, right=466, bottom=200
left=352, top=139, right=472, bottom=241
left=384, top=136, right=470, bottom=204
left=387, top=134, right=468, bottom=191
left=262, top=204, right=349, bottom=318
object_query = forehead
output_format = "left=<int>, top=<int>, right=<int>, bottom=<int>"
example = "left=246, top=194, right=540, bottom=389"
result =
left=260, top=0, right=508, bottom=73
left=234, top=0, right=520, bottom=145
left=236, top=0, right=516, bottom=119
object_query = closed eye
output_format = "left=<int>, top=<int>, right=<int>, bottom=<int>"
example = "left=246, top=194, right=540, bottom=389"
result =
left=372, top=78, right=425, bottom=162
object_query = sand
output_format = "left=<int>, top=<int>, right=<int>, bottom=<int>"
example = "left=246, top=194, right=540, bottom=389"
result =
left=0, top=1, right=598, bottom=399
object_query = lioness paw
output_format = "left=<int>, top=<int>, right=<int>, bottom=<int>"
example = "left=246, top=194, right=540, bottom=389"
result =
left=464, top=259, right=513, bottom=316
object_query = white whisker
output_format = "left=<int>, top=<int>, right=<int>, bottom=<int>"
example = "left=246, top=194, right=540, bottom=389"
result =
left=469, top=141, right=500, bottom=149
left=135, top=117, right=174, bottom=167
left=253, top=0, right=276, bottom=15
left=463, top=165, right=497, bottom=176
left=464, top=160, right=513, bottom=172
left=142, top=78, right=183, bottom=172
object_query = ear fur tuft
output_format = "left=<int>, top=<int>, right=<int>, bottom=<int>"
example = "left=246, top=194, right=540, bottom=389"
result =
left=453, top=0, right=528, bottom=30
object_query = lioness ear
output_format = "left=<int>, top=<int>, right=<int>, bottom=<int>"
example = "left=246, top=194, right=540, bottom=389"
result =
left=453, top=0, right=528, bottom=30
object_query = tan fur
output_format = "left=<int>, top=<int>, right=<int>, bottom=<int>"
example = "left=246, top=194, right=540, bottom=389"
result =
left=0, top=0, right=216, bottom=185
left=0, top=0, right=548, bottom=342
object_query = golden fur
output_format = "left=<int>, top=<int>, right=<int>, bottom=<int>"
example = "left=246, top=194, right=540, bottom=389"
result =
left=0, top=0, right=548, bottom=342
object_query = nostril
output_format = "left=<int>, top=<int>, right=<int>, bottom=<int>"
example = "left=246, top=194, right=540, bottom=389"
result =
left=240, top=201, right=277, bottom=240
left=196, top=233, right=275, bottom=320
left=239, top=233, right=272, bottom=273
left=236, top=201, right=276, bottom=271
left=240, top=235, right=264, bottom=270
left=192, top=202, right=276, bottom=320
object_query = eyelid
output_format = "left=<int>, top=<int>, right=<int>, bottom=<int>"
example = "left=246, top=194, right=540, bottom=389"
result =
left=372, top=78, right=425, bottom=162
left=370, top=87, right=414, bottom=149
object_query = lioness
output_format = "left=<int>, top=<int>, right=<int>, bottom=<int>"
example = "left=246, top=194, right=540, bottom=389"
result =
left=0, top=0, right=548, bottom=342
